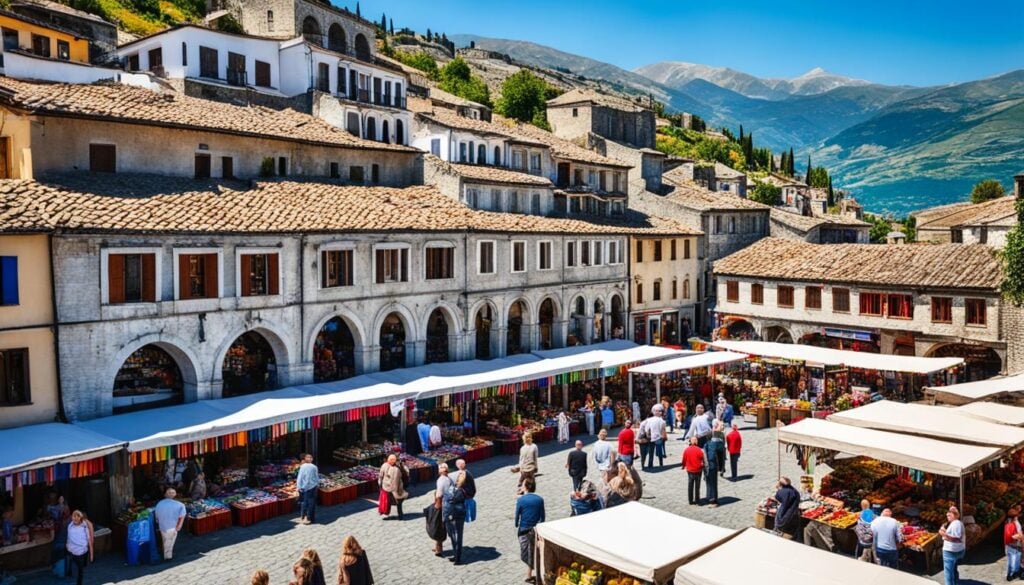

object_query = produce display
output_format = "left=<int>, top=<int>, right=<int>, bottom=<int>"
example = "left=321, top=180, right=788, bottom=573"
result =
left=333, top=442, right=399, bottom=464
left=222, top=488, right=277, bottom=509
left=319, top=471, right=361, bottom=490
left=551, top=560, right=643, bottom=585
left=254, top=459, right=301, bottom=482
left=864, top=477, right=917, bottom=507
left=217, top=467, right=248, bottom=487
left=263, top=480, right=298, bottom=501
left=819, top=510, right=857, bottom=529
left=345, top=465, right=380, bottom=483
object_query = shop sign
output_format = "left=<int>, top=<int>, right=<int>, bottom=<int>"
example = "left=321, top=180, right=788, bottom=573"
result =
left=823, top=327, right=875, bottom=342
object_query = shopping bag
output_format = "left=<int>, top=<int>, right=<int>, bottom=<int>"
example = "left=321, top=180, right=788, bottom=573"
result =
left=465, top=498, right=476, bottom=523
left=377, top=489, right=391, bottom=515
left=424, top=505, right=447, bottom=541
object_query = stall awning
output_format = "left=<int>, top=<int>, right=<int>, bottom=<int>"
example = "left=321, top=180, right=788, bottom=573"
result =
left=412, top=353, right=602, bottom=400
left=777, top=418, right=1001, bottom=477
left=956, top=402, right=1024, bottom=427
left=535, top=502, right=734, bottom=584
left=710, top=340, right=963, bottom=374
left=0, top=423, right=125, bottom=475
left=925, top=372, right=1024, bottom=405
left=629, top=351, right=748, bottom=376
left=827, top=401, right=1024, bottom=448
left=532, top=339, right=688, bottom=370
left=674, top=527, right=935, bottom=585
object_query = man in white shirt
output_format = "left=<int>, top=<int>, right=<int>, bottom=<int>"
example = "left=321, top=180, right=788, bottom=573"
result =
left=870, top=508, right=903, bottom=568
left=644, top=406, right=668, bottom=468
left=153, top=488, right=186, bottom=560
left=429, top=421, right=443, bottom=450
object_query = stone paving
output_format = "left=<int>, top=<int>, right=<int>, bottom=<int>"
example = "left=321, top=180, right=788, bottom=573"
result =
left=18, top=421, right=1005, bottom=584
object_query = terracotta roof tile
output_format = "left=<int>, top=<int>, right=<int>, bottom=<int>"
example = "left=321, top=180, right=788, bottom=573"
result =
left=918, top=196, right=1017, bottom=229
left=547, top=89, right=652, bottom=113
left=714, top=237, right=1002, bottom=290
left=498, top=118, right=632, bottom=169
left=770, top=208, right=870, bottom=232
left=416, top=108, right=540, bottom=143
left=428, top=157, right=552, bottom=187
left=662, top=171, right=768, bottom=212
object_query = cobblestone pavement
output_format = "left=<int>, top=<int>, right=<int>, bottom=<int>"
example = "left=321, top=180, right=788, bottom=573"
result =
left=18, top=421, right=1003, bottom=584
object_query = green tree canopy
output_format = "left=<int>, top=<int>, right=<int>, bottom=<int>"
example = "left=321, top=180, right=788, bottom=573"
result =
left=393, top=51, right=438, bottom=79
left=438, top=57, right=491, bottom=106
left=971, top=179, right=1006, bottom=204
left=496, top=70, right=550, bottom=128
left=748, top=182, right=781, bottom=206
left=865, top=214, right=893, bottom=243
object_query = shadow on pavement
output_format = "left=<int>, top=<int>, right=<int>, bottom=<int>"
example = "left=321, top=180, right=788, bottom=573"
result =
left=460, top=546, right=501, bottom=565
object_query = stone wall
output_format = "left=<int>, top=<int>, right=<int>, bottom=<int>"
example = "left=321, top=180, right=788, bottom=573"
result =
left=10, top=3, right=118, bottom=62
left=1004, top=303, right=1024, bottom=374
left=183, top=79, right=312, bottom=112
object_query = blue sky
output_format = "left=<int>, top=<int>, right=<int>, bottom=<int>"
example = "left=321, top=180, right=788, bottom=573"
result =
left=351, top=0, right=1023, bottom=86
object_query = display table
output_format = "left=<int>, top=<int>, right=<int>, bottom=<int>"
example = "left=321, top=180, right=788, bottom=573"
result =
left=802, top=519, right=857, bottom=555
left=319, top=484, right=358, bottom=506
left=0, top=531, right=54, bottom=570
left=187, top=509, right=232, bottom=536
left=230, top=499, right=278, bottom=527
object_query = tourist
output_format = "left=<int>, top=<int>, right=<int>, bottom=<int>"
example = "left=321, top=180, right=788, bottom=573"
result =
left=592, top=428, right=612, bottom=476
left=673, top=397, right=686, bottom=431
left=682, top=436, right=705, bottom=505
left=643, top=405, right=668, bottom=468
left=251, top=569, right=270, bottom=585
left=516, top=432, right=540, bottom=492
left=46, top=492, right=70, bottom=547
left=515, top=478, right=545, bottom=584
left=583, top=394, right=595, bottom=435
left=637, top=417, right=652, bottom=470
left=296, top=453, right=319, bottom=525
left=453, top=459, right=477, bottom=522
left=773, top=477, right=801, bottom=540
left=433, top=463, right=453, bottom=556
left=189, top=471, right=207, bottom=501
left=607, top=461, right=637, bottom=506
left=337, top=535, right=374, bottom=585
left=715, top=394, right=727, bottom=422
left=684, top=404, right=712, bottom=448
left=417, top=418, right=431, bottom=452
left=854, top=499, right=875, bottom=562
left=711, top=420, right=727, bottom=476
left=378, top=454, right=408, bottom=520
left=445, top=472, right=469, bottom=565
left=703, top=426, right=725, bottom=508
left=566, top=440, right=588, bottom=491
left=617, top=420, right=635, bottom=467
left=291, top=558, right=315, bottom=585
left=64, top=510, right=93, bottom=585
left=871, top=508, right=903, bottom=568
left=428, top=419, right=443, bottom=450
left=557, top=410, right=570, bottom=444
left=154, top=487, right=186, bottom=560
left=1005, top=507, right=1022, bottom=580
left=661, top=398, right=673, bottom=433
left=721, top=397, right=735, bottom=427
left=570, top=478, right=601, bottom=515
left=600, top=398, right=615, bottom=431
left=726, top=422, right=742, bottom=481
left=302, top=549, right=327, bottom=585
left=940, top=506, right=966, bottom=585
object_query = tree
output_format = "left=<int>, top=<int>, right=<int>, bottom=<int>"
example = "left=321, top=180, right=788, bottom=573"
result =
left=393, top=51, right=438, bottom=78
left=971, top=179, right=1006, bottom=204
left=739, top=125, right=744, bottom=142
left=827, top=177, right=835, bottom=207
left=426, top=28, right=432, bottom=41
left=787, top=148, right=795, bottom=176
left=866, top=214, right=892, bottom=243
left=390, top=18, right=394, bottom=35
left=805, top=155, right=812, bottom=184
left=1001, top=197, right=1024, bottom=303
left=355, top=1, right=360, bottom=17
left=380, top=12, right=386, bottom=32
left=749, top=182, right=782, bottom=206
left=438, top=57, right=491, bottom=106
left=496, top=69, right=550, bottom=128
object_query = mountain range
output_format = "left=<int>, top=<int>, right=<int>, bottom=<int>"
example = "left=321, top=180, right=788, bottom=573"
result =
left=453, top=34, right=1024, bottom=215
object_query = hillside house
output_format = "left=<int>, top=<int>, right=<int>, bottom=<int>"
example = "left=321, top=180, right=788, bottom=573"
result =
left=759, top=173, right=809, bottom=211
left=916, top=196, right=1018, bottom=247
left=546, top=89, right=656, bottom=150
left=9, top=0, right=116, bottom=61
left=694, top=162, right=747, bottom=197
left=769, top=208, right=870, bottom=244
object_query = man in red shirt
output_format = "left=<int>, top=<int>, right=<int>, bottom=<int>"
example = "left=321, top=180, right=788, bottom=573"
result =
left=617, top=420, right=635, bottom=467
left=726, top=422, right=742, bottom=481
left=682, top=436, right=706, bottom=505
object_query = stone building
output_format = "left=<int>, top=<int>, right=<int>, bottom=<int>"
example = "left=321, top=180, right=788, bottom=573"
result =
left=0, top=8, right=124, bottom=84
left=915, top=195, right=1017, bottom=247
left=214, top=0, right=376, bottom=58
left=758, top=173, right=809, bottom=211
left=546, top=89, right=656, bottom=150
left=694, top=162, right=747, bottom=197
left=769, top=208, right=870, bottom=244
left=629, top=234, right=702, bottom=347
left=714, top=238, right=1006, bottom=380
left=423, top=155, right=556, bottom=215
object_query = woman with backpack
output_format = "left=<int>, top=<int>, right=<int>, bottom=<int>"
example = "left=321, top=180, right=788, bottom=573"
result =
left=445, top=472, right=469, bottom=565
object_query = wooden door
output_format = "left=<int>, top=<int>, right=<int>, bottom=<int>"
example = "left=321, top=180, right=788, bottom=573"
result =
left=194, top=153, right=211, bottom=179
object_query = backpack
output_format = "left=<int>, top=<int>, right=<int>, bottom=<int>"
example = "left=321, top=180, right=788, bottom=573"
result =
left=399, top=462, right=410, bottom=486
left=636, top=422, right=651, bottom=444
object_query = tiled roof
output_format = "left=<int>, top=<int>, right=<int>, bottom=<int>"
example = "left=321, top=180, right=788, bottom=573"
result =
left=0, top=174, right=697, bottom=236
left=911, top=200, right=973, bottom=223
left=429, top=87, right=488, bottom=110
left=428, top=157, right=552, bottom=187
left=662, top=169, right=768, bottom=212
left=770, top=208, right=870, bottom=232
left=416, top=109, right=544, bottom=144
left=759, top=173, right=806, bottom=188
left=547, top=89, right=652, bottom=113
left=0, top=77, right=416, bottom=153
left=499, top=117, right=632, bottom=168
left=12, top=0, right=112, bottom=24
left=0, top=7, right=84, bottom=38
left=713, top=237, right=1001, bottom=290
left=918, top=196, right=1017, bottom=229
left=714, top=162, right=745, bottom=179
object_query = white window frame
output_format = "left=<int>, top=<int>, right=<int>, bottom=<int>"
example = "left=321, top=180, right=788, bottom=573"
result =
left=537, top=240, right=553, bottom=271
left=100, top=246, right=163, bottom=305
left=172, top=247, right=223, bottom=301
left=592, top=240, right=604, bottom=266
left=423, top=240, right=456, bottom=281
left=371, top=242, right=411, bottom=284
left=234, top=246, right=283, bottom=298
left=317, top=241, right=357, bottom=289
left=566, top=240, right=577, bottom=268
left=477, top=240, right=496, bottom=275
left=510, top=240, right=527, bottom=273
left=580, top=240, right=591, bottom=266
left=608, top=240, right=622, bottom=265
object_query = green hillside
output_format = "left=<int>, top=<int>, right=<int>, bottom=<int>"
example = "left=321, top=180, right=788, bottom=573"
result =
left=48, top=0, right=206, bottom=36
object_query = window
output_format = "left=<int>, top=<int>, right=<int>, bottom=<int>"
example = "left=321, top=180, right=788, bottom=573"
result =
left=277, top=156, right=287, bottom=176
left=593, top=241, right=603, bottom=266
left=478, top=241, right=495, bottom=274
left=317, top=62, right=330, bottom=91
left=371, top=164, right=380, bottom=184
left=859, top=292, right=883, bottom=316
left=147, top=47, right=162, bottom=70
left=177, top=252, right=218, bottom=300
left=227, top=51, right=246, bottom=86
left=653, top=280, right=662, bottom=301
left=349, top=165, right=364, bottom=183
left=107, top=252, right=156, bottom=303
left=267, top=9, right=274, bottom=31
left=511, top=241, right=526, bottom=273
left=608, top=241, right=621, bottom=264
left=714, top=216, right=722, bottom=234
left=126, top=54, right=139, bottom=71
left=321, top=249, right=353, bottom=287
left=653, top=240, right=663, bottom=262
left=531, top=193, right=541, bottom=214
left=833, top=288, right=850, bottom=313
left=729, top=217, right=736, bottom=234
left=635, top=240, right=643, bottom=263
left=670, top=239, right=677, bottom=260
left=430, top=138, right=441, bottom=156
left=805, top=287, right=822, bottom=310
left=512, top=149, right=525, bottom=171
left=751, top=283, right=763, bottom=305
left=683, top=277, right=691, bottom=299
left=2, top=29, right=17, bottom=52
left=255, top=60, right=271, bottom=87
left=181, top=42, right=187, bottom=66
left=887, top=294, right=913, bottom=319
left=726, top=280, right=739, bottom=303
left=777, top=285, right=794, bottom=308
left=684, top=239, right=691, bottom=259
left=239, top=252, right=279, bottom=296
left=0, top=348, right=29, bottom=406
left=671, top=278, right=677, bottom=299
left=538, top=241, right=552, bottom=270
left=199, top=46, right=218, bottom=78
left=336, top=66, right=346, bottom=94
left=0, top=256, right=18, bottom=305
left=931, top=297, right=953, bottom=323
left=375, top=247, right=409, bottom=283
left=580, top=240, right=591, bottom=266
left=425, top=245, right=454, bottom=280
left=57, top=40, right=70, bottom=61
left=90, top=144, right=116, bottom=173
left=529, top=153, right=541, bottom=174
left=194, top=153, right=211, bottom=179
left=566, top=241, right=577, bottom=267
left=966, top=298, right=987, bottom=326
left=31, top=34, right=49, bottom=58
left=572, top=107, right=578, bottom=117
left=221, top=156, right=234, bottom=179
left=636, top=283, right=643, bottom=304
left=459, top=142, right=468, bottom=162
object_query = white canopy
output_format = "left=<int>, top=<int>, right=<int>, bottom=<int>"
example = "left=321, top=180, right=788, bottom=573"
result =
left=926, top=372, right=1024, bottom=405
left=956, top=402, right=1024, bottom=427
left=777, top=418, right=1001, bottom=477
left=412, top=353, right=602, bottom=400
left=0, top=423, right=125, bottom=475
left=535, top=502, right=733, bottom=584
left=674, top=527, right=935, bottom=585
left=827, top=401, right=1024, bottom=448
left=710, top=340, right=963, bottom=374
left=629, top=351, right=748, bottom=375
left=533, top=339, right=688, bottom=370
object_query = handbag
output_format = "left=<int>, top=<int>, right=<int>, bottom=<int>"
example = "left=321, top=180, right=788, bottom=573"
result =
left=636, top=424, right=651, bottom=445
left=377, top=489, right=391, bottom=515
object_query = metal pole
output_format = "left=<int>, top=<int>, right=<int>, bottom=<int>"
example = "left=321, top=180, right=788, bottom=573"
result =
left=628, top=371, right=633, bottom=404
left=656, top=377, right=661, bottom=403
left=361, top=409, right=368, bottom=443
left=600, top=374, right=606, bottom=396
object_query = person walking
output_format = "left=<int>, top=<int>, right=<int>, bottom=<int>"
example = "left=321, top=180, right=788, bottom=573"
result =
left=453, top=459, right=477, bottom=523
left=644, top=405, right=668, bottom=468
left=302, top=549, right=327, bottom=585
left=592, top=429, right=612, bottom=476
left=516, top=432, right=539, bottom=493
left=600, top=399, right=614, bottom=432
left=64, top=510, right=93, bottom=585
left=515, top=478, right=545, bottom=584
left=153, top=487, right=185, bottom=560
left=417, top=418, right=431, bottom=452
left=661, top=398, right=673, bottom=433
left=871, top=508, right=903, bottom=568
left=711, top=420, right=727, bottom=477
left=607, top=462, right=637, bottom=507
left=445, top=472, right=469, bottom=565
left=557, top=411, right=570, bottom=444
left=566, top=440, right=588, bottom=491
left=854, top=499, right=875, bottom=563
left=726, top=422, right=742, bottom=481
left=682, top=436, right=705, bottom=505
left=337, top=535, right=374, bottom=585
left=296, top=453, right=319, bottom=525
left=378, top=454, right=408, bottom=520
left=773, top=477, right=801, bottom=540
left=432, top=463, right=453, bottom=556
left=636, top=418, right=652, bottom=470
left=703, top=428, right=725, bottom=507
left=940, top=506, right=966, bottom=585
left=684, top=404, right=712, bottom=448
left=616, top=420, right=635, bottom=467
left=673, top=397, right=686, bottom=432
left=1005, top=507, right=1022, bottom=580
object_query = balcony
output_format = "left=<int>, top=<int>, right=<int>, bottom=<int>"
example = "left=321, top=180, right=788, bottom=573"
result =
left=356, top=88, right=370, bottom=103
left=226, top=68, right=247, bottom=87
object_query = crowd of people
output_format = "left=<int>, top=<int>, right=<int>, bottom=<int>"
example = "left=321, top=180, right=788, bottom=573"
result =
left=248, top=538, right=373, bottom=585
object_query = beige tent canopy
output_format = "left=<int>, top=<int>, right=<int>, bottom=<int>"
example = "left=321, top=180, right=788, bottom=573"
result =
left=710, top=340, right=963, bottom=374
left=827, top=401, right=1024, bottom=448
left=956, top=402, right=1024, bottom=427
left=925, top=372, right=1024, bottom=405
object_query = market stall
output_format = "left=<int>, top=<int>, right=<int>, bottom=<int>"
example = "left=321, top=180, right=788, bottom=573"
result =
left=628, top=351, right=749, bottom=419
left=674, top=527, right=936, bottom=585
left=956, top=402, right=1024, bottom=427
left=925, top=372, right=1024, bottom=406
left=827, top=400, right=1024, bottom=449
left=534, top=502, right=734, bottom=585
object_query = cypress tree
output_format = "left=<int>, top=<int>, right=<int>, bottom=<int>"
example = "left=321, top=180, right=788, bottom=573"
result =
left=381, top=13, right=386, bottom=32
left=739, top=125, right=744, bottom=142
left=356, top=2, right=361, bottom=17
left=389, top=18, right=394, bottom=36
left=806, top=155, right=812, bottom=184
left=827, top=177, right=835, bottom=207
left=788, top=148, right=795, bottom=176
left=426, top=28, right=432, bottom=41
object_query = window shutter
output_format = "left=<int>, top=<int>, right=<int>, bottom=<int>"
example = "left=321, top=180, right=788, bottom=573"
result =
left=141, top=254, right=156, bottom=302
left=400, top=248, right=408, bottom=282
left=108, top=254, right=125, bottom=304
left=268, top=253, right=279, bottom=295
left=204, top=254, right=218, bottom=298
left=178, top=254, right=190, bottom=300
left=320, top=251, right=328, bottom=287
left=375, top=250, right=384, bottom=283
left=240, top=254, right=252, bottom=297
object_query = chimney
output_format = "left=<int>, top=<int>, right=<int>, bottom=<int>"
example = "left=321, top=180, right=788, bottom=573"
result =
left=1015, top=173, right=1024, bottom=198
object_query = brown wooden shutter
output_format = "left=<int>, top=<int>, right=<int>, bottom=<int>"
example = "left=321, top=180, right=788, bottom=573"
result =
left=320, top=251, right=328, bottom=287
left=375, top=250, right=384, bottom=283
left=240, top=254, right=252, bottom=297
left=267, top=253, right=279, bottom=295
left=400, top=248, right=408, bottom=282
left=178, top=254, right=190, bottom=300
left=141, top=253, right=156, bottom=302
left=108, top=253, right=125, bottom=304
left=204, top=254, right=218, bottom=298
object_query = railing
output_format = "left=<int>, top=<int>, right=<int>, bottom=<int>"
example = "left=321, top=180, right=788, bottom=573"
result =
left=356, top=89, right=370, bottom=103
left=226, top=68, right=247, bottom=87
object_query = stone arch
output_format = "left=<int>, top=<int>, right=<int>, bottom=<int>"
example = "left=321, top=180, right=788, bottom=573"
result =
left=381, top=119, right=390, bottom=144
left=469, top=298, right=499, bottom=360
left=354, top=33, right=371, bottom=61
left=302, top=16, right=322, bottom=46
left=537, top=295, right=560, bottom=350
left=311, top=311, right=366, bottom=382
left=106, top=334, right=202, bottom=412
left=395, top=119, right=405, bottom=145
left=762, top=324, right=794, bottom=344
left=423, top=302, right=462, bottom=364
left=610, top=293, right=625, bottom=339
left=567, top=294, right=587, bottom=346
left=215, top=325, right=293, bottom=397
left=593, top=297, right=606, bottom=343
left=506, top=297, right=532, bottom=355
left=373, top=303, right=417, bottom=371
left=365, top=116, right=377, bottom=141
left=926, top=343, right=1003, bottom=382
left=327, top=23, right=346, bottom=53
left=306, top=308, right=368, bottom=362
left=493, top=145, right=501, bottom=166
